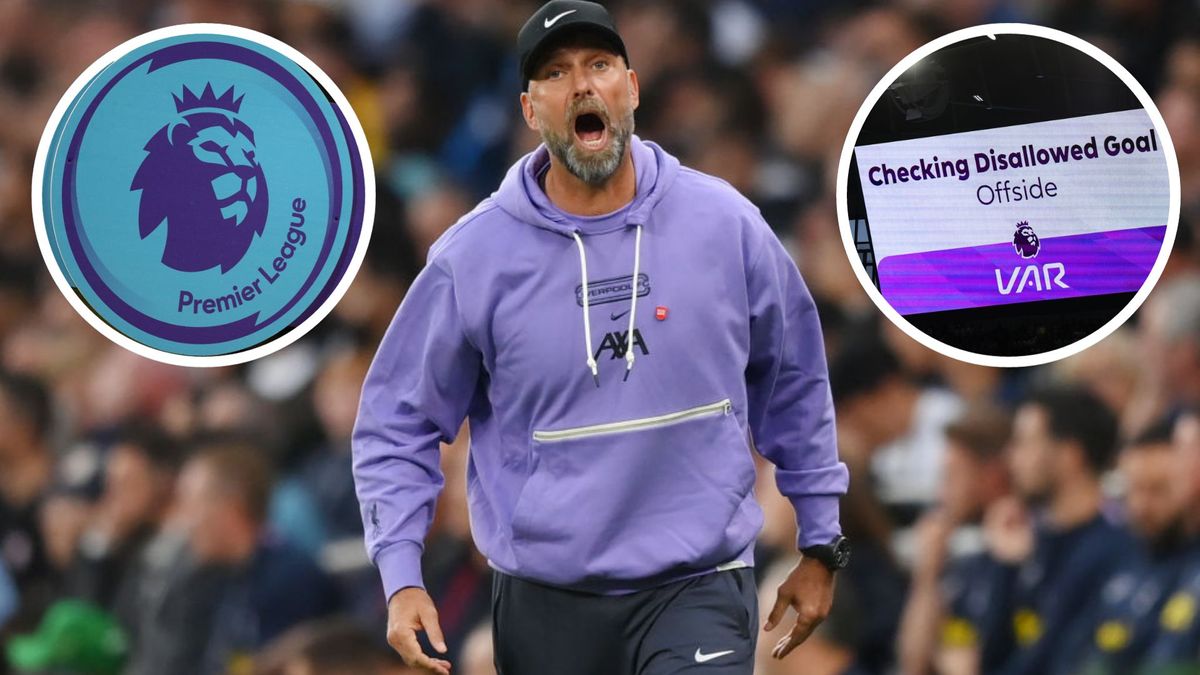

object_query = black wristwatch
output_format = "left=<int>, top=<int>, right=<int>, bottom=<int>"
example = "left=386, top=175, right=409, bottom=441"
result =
left=801, top=535, right=851, bottom=572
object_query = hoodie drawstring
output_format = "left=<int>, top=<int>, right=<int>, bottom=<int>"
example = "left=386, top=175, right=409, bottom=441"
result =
left=623, top=224, right=642, bottom=381
left=572, top=232, right=601, bottom=387
left=573, top=224, right=644, bottom=387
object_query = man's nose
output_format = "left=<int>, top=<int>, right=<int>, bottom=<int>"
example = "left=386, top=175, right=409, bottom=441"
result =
left=570, top=69, right=595, bottom=98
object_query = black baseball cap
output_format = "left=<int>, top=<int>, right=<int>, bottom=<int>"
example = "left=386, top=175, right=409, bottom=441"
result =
left=517, top=1, right=629, bottom=91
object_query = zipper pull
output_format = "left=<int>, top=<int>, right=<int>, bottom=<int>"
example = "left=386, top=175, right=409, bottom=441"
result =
left=724, top=401, right=732, bottom=415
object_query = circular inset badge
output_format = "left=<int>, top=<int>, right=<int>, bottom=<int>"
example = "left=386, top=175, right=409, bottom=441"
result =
left=837, top=24, right=1179, bottom=367
left=34, top=24, right=374, bottom=365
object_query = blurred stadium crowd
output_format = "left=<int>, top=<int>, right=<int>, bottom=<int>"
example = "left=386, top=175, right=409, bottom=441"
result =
left=0, top=0, right=1198, bottom=674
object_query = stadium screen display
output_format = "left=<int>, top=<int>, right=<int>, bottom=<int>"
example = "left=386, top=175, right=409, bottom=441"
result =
left=854, top=108, right=1169, bottom=317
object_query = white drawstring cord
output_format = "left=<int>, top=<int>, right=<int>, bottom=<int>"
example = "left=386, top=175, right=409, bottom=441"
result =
left=573, top=231, right=600, bottom=387
left=574, top=224, right=644, bottom=386
left=623, top=224, right=643, bottom=381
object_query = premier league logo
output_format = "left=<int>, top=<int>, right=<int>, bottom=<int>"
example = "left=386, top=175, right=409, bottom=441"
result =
left=132, top=84, right=268, bottom=273
left=996, top=219, right=1067, bottom=296
left=35, top=26, right=373, bottom=364
left=1013, top=220, right=1041, bottom=259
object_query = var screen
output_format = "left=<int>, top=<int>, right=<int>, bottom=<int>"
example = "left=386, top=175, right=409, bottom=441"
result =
left=854, top=108, right=1168, bottom=317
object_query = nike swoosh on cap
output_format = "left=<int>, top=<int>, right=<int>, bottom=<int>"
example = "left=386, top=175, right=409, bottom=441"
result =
left=544, top=9, right=576, bottom=28
left=694, top=648, right=734, bottom=663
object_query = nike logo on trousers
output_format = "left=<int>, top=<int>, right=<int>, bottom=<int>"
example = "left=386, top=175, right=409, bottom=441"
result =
left=694, top=648, right=735, bottom=663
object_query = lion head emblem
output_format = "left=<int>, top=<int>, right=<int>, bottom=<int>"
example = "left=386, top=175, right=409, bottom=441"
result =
left=1013, top=221, right=1040, bottom=259
left=131, top=84, right=268, bottom=274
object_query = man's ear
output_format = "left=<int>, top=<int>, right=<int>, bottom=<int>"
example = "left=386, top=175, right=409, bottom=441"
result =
left=627, top=68, right=640, bottom=111
left=520, top=91, right=540, bottom=131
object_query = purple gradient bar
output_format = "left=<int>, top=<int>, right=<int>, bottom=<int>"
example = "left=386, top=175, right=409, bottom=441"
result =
left=877, top=226, right=1166, bottom=315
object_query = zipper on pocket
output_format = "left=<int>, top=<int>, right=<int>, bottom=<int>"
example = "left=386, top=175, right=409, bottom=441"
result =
left=532, top=398, right=732, bottom=443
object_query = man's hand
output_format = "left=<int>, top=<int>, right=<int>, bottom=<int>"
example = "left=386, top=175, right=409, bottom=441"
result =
left=387, top=587, right=451, bottom=674
left=983, top=496, right=1034, bottom=564
left=912, top=509, right=954, bottom=585
left=763, top=556, right=837, bottom=660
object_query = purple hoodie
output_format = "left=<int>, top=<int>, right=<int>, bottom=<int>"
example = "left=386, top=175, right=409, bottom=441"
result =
left=353, top=136, right=849, bottom=598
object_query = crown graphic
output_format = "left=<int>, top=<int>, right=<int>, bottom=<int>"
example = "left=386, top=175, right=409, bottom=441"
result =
left=173, top=83, right=244, bottom=115
left=1016, top=220, right=1030, bottom=229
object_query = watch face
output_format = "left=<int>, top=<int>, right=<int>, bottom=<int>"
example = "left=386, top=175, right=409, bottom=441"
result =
left=833, top=537, right=852, bottom=568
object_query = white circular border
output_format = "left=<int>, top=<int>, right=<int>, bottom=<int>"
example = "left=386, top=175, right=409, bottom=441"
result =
left=835, top=23, right=1181, bottom=368
left=31, top=23, right=377, bottom=368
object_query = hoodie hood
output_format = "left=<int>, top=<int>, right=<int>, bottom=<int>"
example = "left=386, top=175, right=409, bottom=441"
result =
left=493, top=134, right=680, bottom=236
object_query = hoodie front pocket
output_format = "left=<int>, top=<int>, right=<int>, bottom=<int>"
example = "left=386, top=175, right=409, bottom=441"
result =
left=510, top=399, right=759, bottom=586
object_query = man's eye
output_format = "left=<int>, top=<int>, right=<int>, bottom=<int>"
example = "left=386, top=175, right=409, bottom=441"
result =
left=593, top=61, right=608, bottom=70
left=547, top=69, right=564, bottom=79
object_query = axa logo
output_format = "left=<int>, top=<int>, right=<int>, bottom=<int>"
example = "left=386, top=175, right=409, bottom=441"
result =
left=35, top=26, right=374, bottom=364
left=995, top=220, right=1068, bottom=295
left=595, top=329, right=650, bottom=360
left=132, top=84, right=268, bottom=274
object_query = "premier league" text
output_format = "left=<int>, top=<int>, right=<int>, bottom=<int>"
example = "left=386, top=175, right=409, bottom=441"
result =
left=177, top=197, right=309, bottom=314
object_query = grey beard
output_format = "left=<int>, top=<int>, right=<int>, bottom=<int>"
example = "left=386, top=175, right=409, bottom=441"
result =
left=542, top=109, right=635, bottom=186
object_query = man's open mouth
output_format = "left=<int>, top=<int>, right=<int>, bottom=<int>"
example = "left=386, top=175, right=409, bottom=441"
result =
left=573, top=112, right=608, bottom=150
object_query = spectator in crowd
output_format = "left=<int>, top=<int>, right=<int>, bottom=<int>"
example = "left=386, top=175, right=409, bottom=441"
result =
left=34, top=489, right=89, bottom=588
left=829, top=335, right=917, bottom=548
left=273, top=348, right=374, bottom=554
left=978, top=385, right=1131, bottom=675
left=1054, top=328, right=1143, bottom=437
left=64, top=425, right=180, bottom=628
left=270, top=347, right=386, bottom=629
left=1140, top=410, right=1200, bottom=664
left=1176, top=410, right=1200, bottom=538
left=897, top=404, right=1012, bottom=675
left=0, top=371, right=55, bottom=632
left=1129, top=275, right=1200, bottom=433
left=123, top=513, right=226, bottom=675
left=1079, top=419, right=1192, bottom=673
left=0, top=563, right=17, bottom=629
left=173, top=443, right=338, bottom=674
left=825, top=336, right=914, bottom=673
left=869, top=373, right=962, bottom=532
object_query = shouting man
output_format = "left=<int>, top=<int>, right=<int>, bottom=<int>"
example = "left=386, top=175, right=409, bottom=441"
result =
left=352, top=2, right=849, bottom=673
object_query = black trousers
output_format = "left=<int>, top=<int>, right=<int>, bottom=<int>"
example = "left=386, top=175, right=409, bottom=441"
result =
left=492, top=568, right=758, bottom=675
